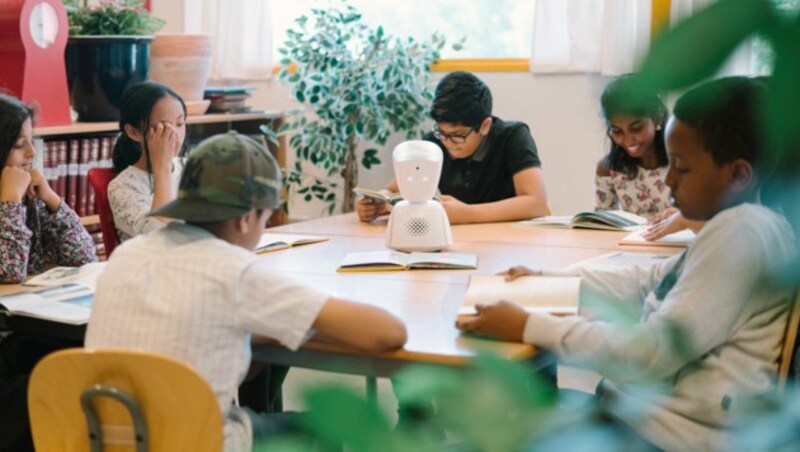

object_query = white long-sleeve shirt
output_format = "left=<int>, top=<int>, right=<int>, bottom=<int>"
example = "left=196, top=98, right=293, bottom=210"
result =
left=523, top=204, right=796, bottom=450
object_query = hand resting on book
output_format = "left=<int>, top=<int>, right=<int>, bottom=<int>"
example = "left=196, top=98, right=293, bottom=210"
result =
left=456, top=300, right=529, bottom=343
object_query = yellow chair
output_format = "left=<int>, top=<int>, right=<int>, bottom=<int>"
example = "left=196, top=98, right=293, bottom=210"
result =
left=778, top=289, right=800, bottom=393
left=28, top=348, right=223, bottom=452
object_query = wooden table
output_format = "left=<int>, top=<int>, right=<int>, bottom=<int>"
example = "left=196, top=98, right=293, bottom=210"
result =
left=251, top=214, right=680, bottom=382
left=1, top=214, right=680, bottom=391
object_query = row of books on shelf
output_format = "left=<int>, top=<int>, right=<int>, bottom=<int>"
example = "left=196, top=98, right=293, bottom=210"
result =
left=35, top=135, right=116, bottom=218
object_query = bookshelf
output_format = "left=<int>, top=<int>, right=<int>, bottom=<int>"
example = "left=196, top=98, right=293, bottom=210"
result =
left=33, top=112, right=287, bottom=256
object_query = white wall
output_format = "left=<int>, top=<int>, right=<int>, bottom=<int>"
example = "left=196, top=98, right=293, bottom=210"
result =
left=248, top=72, right=613, bottom=218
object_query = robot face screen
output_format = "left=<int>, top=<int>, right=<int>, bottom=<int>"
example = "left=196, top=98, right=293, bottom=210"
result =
left=393, top=141, right=442, bottom=203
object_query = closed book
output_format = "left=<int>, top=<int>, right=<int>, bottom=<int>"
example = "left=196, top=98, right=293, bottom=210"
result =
left=78, top=139, right=91, bottom=217
left=67, top=140, right=80, bottom=212
left=57, top=141, right=68, bottom=198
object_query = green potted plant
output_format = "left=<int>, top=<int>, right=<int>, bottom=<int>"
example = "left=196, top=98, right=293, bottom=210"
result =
left=63, top=0, right=165, bottom=121
left=262, top=1, right=461, bottom=215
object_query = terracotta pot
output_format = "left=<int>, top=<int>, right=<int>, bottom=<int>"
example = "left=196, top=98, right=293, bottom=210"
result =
left=148, top=34, right=212, bottom=102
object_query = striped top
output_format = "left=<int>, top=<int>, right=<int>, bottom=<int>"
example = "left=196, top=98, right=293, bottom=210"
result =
left=85, top=222, right=328, bottom=452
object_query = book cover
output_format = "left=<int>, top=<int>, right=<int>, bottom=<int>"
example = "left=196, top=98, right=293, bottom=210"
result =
left=57, top=141, right=68, bottom=199
left=78, top=138, right=91, bottom=217
left=352, top=187, right=403, bottom=205
left=338, top=251, right=478, bottom=272
left=67, top=140, right=80, bottom=212
left=459, top=274, right=581, bottom=315
left=255, top=233, right=329, bottom=254
left=619, top=228, right=695, bottom=247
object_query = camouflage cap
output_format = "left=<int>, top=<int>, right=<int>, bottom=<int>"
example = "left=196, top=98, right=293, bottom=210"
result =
left=149, top=131, right=282, bottom=223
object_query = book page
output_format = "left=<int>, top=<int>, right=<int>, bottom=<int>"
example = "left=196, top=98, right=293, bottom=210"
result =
left=619, top=228, right=695, bottom=247
left=0, top=284, right=93, bottom=325
left=459, top=275, right=580, bottom=315
left=23, top=262, right=106, bottom=289
left=573, top=210, right=647, bottom=230
left=516, top=215, right=573, bottom=228
left=256, top=233, right=328, bottom=253
left=407, top=252, right=478, bottom=269
left=338, top=251, right=406, bottom=271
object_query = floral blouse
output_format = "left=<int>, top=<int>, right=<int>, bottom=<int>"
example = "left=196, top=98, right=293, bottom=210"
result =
left=0, top=199, right=96, bottom=283
left=107, top=158, right=183, bottom=242
left=595, top=166, right=672, bottom=217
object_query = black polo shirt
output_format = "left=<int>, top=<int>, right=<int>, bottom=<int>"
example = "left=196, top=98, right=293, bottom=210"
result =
left=424, top=117, right=541, bottom=204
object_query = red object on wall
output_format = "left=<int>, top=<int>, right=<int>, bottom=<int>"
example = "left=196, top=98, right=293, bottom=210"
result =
left=0, top=0, right=71, bottom=126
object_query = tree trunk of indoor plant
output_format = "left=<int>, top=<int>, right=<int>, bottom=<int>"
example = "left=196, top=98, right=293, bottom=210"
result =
left=342, top=133, right=359, bottom=213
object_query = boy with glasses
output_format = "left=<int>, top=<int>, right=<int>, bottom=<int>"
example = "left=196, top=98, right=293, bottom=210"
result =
left=356, top=71, right=548, bottom=224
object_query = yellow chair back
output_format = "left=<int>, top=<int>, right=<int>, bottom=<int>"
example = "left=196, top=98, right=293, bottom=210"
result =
left=28, top=348, right=223, bottom=452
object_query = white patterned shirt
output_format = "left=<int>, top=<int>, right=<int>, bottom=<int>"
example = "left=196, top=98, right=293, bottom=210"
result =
left=595, top=166, right=671, bottom=217
left=85, top=222, right=328, bottom=452
left=107, top=158, right=183, bottom=241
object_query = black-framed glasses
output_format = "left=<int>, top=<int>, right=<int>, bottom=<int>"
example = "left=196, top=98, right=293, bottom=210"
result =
left=432, top=125, right=477, bottom=144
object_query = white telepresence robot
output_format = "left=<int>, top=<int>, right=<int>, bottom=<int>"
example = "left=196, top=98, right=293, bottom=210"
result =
left=386, top=140, right=453, bottom=252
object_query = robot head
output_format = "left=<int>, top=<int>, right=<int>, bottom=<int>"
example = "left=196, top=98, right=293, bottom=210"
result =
left=393, top=140, right=442, bottom=203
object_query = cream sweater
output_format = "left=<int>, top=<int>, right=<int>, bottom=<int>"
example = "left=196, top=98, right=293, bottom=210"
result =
left=524, top=204, right=796, bottom=450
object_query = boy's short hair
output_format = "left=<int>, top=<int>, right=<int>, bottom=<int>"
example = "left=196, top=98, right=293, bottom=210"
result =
left=430, top=71, right=492, bottom=128
left=673, top=76, right=765, bottom=167
left=150, top=132, right=282, bottom=223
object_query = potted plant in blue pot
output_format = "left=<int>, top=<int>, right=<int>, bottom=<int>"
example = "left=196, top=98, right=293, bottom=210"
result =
left=64, top=0, right=165, bottom=121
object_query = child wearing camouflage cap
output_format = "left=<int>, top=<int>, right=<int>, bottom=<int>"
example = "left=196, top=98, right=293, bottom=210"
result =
left=86, top=132, right=407, bottom=451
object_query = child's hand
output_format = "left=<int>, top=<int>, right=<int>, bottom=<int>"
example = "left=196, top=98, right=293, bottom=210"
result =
left=147, top=122, right=180, bottom=175
left=355, top=197, right=386, bottom=222
left=0, top=166, right=32, bottom=203
left=439, top=194, right=471, bottom=224
left=456, top=301, right=529, bottom=342
left=27, top=169, right=61, bottom=212
left=643, top=209, right=687, bottom=241
left=648, top=206, right=678, bottom=225
left=498, top=265, right=541, bottom=281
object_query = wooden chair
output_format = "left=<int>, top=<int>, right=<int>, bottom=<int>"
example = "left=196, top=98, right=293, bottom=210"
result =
left=88, top=168, right=122, bottom=258
left=778, top=289, right=800, bottom=393
left=28, top=348, right=223, bottom=452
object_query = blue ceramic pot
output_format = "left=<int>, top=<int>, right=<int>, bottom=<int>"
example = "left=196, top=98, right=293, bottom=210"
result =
left=65, top=36, right=153, bottom=122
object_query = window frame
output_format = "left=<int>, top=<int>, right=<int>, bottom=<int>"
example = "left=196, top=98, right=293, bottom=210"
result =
left=272, top=0, right=672, bottom=74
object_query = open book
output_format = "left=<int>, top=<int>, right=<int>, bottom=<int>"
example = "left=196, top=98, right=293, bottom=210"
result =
left=619, top=228, right=695, bottom=247
left=352, top=187, right=403, bottom=206
left=459, top=275, right=581, bottom=315
left=518, top=210, right=647, bottom=232
left=256, top=233, right=328, bottom=254
left=22, top=262, right=106, bottom=289
left=338, top=251, right=478, bottom=272
left=0, top=284, right=93, bottom=325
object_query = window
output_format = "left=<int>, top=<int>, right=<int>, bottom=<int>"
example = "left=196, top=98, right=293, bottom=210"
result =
left=269, top=0, right=534, bottom=60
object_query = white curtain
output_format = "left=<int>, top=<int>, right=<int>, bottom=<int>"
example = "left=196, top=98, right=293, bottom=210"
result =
left=188, top=0, right=274, bottom=80
left=670, top=0, right=757, bottom=75
left=530, top=0, right=652, bottom=75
